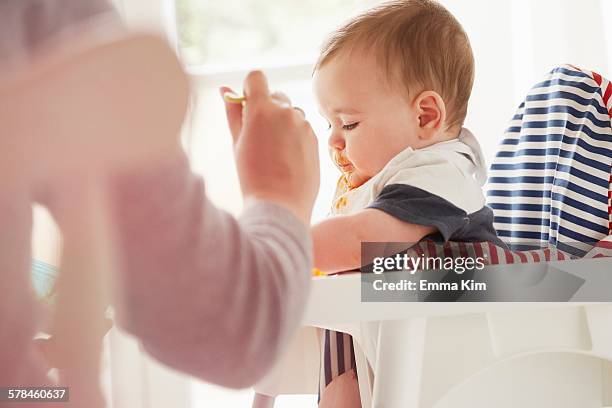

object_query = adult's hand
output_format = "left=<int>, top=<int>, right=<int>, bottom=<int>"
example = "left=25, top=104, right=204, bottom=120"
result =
left=221, top=70, right=320, bottom=224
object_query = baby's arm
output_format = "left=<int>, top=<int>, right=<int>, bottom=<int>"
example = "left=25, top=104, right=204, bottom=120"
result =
left=312, top=208, right=436, bottom=273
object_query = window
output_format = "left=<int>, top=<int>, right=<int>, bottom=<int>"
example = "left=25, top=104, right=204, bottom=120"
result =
left=176, top=0, right=381, bottom=225
left=175, top=0, right=367, bottom=68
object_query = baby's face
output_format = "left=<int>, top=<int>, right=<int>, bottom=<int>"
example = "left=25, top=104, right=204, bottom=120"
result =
left=314, top=50, right=420, bottom=189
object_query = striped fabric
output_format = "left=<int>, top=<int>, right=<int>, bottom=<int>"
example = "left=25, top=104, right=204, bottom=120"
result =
left=569, top=66, right=612, bottom=239
left=609, top=173, right=612, bottom=232
left=31, top=258, right=57, bottom=300
left=409, top=239, right=570, bottom=264
left=319, top=330, right=357, bottom=398
left=486, top=65, right=612, bottom=257
left=586, top=235, right=612, bottom=258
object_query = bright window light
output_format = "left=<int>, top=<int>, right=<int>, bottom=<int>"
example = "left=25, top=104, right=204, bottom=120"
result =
left=175, top=0, right=368, bottom=68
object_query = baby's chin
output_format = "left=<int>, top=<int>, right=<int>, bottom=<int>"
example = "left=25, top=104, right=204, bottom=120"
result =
left=345, top=171, right=370, bottom=189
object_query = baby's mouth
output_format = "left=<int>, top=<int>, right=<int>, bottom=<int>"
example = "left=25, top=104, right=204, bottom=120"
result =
left=333, top=152, right=354, bottom=172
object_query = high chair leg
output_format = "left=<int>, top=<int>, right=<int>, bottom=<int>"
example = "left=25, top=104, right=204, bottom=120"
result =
left=353, top=341, right=373, bottom=408
left=372, top=317, right=427, bottom=408
left=603, top=360, right=612, bottom=407
left=252, top=392, right=275, bottom=408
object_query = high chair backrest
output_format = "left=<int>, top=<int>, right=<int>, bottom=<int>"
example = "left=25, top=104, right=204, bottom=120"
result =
left=486, top=65, right=612, bottom=257
left=0, top=22, right=189, bottom=406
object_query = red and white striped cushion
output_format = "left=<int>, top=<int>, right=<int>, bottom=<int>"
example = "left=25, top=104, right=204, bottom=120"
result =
left=408, top=240, right=572, bottom=266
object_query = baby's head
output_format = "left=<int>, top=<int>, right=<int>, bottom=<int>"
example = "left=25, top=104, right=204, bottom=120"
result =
left=313, top=0, right=474, bottom=188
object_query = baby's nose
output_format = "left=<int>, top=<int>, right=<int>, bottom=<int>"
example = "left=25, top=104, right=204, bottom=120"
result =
left=328, top=131, right=345, bottom=150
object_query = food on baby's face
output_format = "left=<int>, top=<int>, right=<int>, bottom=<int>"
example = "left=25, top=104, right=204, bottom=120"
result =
left=331, top=151, right=371, bottom=190
left=333, top=151, right=361, bottom=188
left=332, top=150, right=353, bottom=172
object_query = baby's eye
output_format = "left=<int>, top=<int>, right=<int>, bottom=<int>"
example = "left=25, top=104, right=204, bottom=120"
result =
left=342, top=122, right=360, bottom=131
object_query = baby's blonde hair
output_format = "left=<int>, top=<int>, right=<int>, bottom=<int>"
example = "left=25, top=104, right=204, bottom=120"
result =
left=315, top=0, right=474, bottom=130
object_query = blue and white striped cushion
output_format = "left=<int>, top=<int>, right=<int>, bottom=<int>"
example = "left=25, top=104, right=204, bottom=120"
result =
left=486, top=65, right=612, bottom=257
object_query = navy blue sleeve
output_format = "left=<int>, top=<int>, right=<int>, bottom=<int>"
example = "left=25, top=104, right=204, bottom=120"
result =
left=367, top=184, right=472, bottom=242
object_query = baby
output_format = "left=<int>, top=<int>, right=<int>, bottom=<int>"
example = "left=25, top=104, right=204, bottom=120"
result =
left=311, top=0, right=503, bottom=405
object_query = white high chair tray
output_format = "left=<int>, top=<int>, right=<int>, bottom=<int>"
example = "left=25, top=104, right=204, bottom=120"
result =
left=303, top=257, right=610, bottom=329
left=254, top=256, right=612, bottom=407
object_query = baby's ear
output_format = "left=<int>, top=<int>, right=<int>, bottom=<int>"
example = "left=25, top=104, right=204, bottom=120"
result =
left=414, top=91, right=446, bottom=137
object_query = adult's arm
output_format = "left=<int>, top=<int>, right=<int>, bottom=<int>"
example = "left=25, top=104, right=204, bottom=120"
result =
left=111, top=70, right=319, bottom=388
left=112, top=69, right=320, bottom=387
left=111, top=150, right=313, bottom=388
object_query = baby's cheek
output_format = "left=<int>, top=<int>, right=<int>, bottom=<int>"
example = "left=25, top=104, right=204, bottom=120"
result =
left=357, top=153, right=386, bottom=176
left=350, top=146, right=374, bottom=168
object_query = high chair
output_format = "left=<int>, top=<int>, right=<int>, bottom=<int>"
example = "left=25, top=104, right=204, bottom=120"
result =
left=253, top=64, right=612, bottom=407
left=0, top=17, right=189, bottom=406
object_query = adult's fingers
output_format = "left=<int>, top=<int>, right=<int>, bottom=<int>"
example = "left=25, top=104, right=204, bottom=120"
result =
left=292, top=106, right=306, bottom=118
left=220, top=86, right=243, bottom=145
left=243, top=70, right=270, bottom=102
left=270, top=91, right=308, bottom=119
left=270, top=91, right=291, bottom=106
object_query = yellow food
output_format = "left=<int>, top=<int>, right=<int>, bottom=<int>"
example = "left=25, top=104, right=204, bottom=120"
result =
left=333, top=151, right=352, bottom=168
left=312, top=268, right=326, bottom=276
left=334, top=196, right=348, bottom=210
left=223, top=91, right=246, bottom=104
